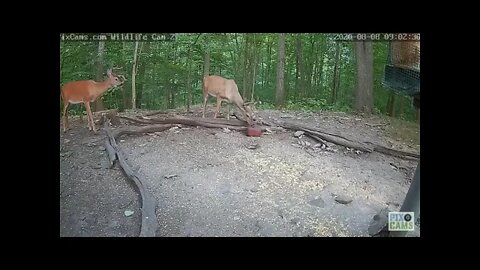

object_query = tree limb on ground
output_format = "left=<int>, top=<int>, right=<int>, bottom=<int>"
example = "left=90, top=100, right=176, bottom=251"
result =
left=143, top=110, right=170, bottom=117
left=275, top=120, right=419, bottom=160
left=117, top=116, right=417, bottom=160
left=113, top=124, right=175, bottom=139
left=278, top=121, right=374, bottom=153
left=365, top=142, right=420, bottom=160
left=120, top=116, right=253, bottom=130
left=365, top=122, right=389, bottom=127
left=104, top=122, right=160, bottom=237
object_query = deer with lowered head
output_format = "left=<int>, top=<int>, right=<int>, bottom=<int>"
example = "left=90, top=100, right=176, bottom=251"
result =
left=202, top=75, right=254, bottom=125
left=61, top=68, right=125, bottom=133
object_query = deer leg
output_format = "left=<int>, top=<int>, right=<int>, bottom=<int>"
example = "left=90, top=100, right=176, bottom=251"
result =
left=202, top=95, right=209, bottom=118
left=84, top=101, right=96, bottom=133
left=214, top=97, right=222, bottom=118
left=227, top=103, right=230, bottom=120
left=83, top=102, right=92, bottom=131
left=63, top=102, right=70, bottom=133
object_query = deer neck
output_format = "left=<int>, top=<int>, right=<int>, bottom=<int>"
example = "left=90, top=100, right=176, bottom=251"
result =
left=92, top=79, right=113, bottom=96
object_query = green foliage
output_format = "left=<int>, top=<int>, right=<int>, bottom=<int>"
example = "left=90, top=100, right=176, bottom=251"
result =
left=286, top=98, right=327, bottom=111
left=256, top=101, right=275, bottom=110
left=60, top=33, right=419, bottom=122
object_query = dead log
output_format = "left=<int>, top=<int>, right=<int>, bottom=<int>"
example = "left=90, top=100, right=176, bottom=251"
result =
left=279, top=120, right=360, bottom=144
left=95, top=109, right=121, bottom=126
left=279, top=121, right=373, bottom=152
left=304, top=133, right=328, bottom=146
left=275, top=120, right=419, bottom=160
left=119, top=116, right=152, bottom=125
left=113, top=124, right=175, bottom=139
left=143, top=110, right=170, bottom=116
left=365, top=122, right=389, bottom=128
left=104, top=123, right=159, bottom=237
left=188, top=117, right=247, bottom=126
left=120, top=115, right=247, bottom=127
left=119, top=116, right=249, bottom=131
left=104, top=137, right=117, bottom=168
left=366, top=142, right=420, bottom=159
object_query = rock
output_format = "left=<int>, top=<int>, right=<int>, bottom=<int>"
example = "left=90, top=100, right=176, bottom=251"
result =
left=334, top=195, right=353, bottom=204
left=124, top=210, right=134, bottom=217
left=308, top=198, right=325, bottom=208
left=246, top=143, right=259, bottom=150
left=290, top=218, right=300, bottom=225
left=294, top=131, right=304, bottom=138
left=250, top=188, right=259, bottom=193
left=222, top=128, right=231, bottom=133
left=368, top=207, right=390, bottom=236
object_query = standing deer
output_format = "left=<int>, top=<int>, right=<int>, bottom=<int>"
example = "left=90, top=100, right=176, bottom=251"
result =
left=202, top=75, right=253, bottom=125
left=61, top=68, right=124, bottom=133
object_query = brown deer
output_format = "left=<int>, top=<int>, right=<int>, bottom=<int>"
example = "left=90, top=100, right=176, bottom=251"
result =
left=61, top=68, right=125, bottom=133
left=202, top=75, right=253, bottom=125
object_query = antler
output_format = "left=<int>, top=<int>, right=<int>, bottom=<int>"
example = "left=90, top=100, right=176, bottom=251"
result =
left=117, top=74, right=127, bottom=82
left=108, top=67, right=127, bottom=82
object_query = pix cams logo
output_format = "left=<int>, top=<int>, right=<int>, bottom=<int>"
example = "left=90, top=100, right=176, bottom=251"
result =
left=388, top=212, right=415, bottom=231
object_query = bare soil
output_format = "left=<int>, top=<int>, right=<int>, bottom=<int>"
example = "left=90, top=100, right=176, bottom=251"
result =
left=60, top=106, right=420, bottom=237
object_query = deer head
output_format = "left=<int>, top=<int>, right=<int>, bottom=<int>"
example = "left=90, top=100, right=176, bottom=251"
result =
left=107, top=68, right=126, bottom=88
left=243, top=102, right=256, bottom=125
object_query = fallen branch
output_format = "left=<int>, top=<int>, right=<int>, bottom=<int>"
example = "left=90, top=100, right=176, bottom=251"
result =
left=104, top=122, right=159, bottom=237
left=280, top=121, right=373, bottom=153
left=144, top=110, right=170, bottom=117
left=274, top=120, right=419, bottom=160
left=304, top=133, right=328, bottom=146
left=365, top=122, right=389, bottom=128
left=120, top=115, right=248, bottom=128
left=119, top=116, right=152, bottom=125
left=278, top=120, right=359, bottom=143
left=104, top=137, right=117, bottom=168
left=113, top=124, right=175, bottom=139
left=366, top=142, right=420, bottom=160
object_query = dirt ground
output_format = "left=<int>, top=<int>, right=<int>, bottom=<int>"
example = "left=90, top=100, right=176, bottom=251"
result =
left=60, top=106, right=420, bottom=237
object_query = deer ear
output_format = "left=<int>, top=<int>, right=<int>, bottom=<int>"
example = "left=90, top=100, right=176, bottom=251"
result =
left=107, top=69, right=112, bottom=76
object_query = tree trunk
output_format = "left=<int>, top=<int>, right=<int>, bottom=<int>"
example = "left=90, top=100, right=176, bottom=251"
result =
left=242, top=34, right=254, bottom=101
left=316, top=38, right=326, bottom=97
left=275, top=33, right=286, bottom=108
left=170, top=82, right=175, bottom=109
left=296, top=34, right=305, bottom=99
left=251, top=34, right=256, bottom=102
left=131, top=40, right=139, bottom=110
left=354, top=40, right=374, bottom=114
left=398, top=96, right=404, bottom=118
left=186, top=58, right=193, bottom=112
left=164, top=78, right=170, bottom=109
left=306, top=34, right=315, bottom=97
left=122, top=42, right=131, bottom=110
left=311, top=49, right=317, bottom=97
left=266, top=37, right=272, bottom=92
left=331, top=41, right=341, bottom=104
left=386, top=91, right=396, bottom=117
left=135, top=41, right=149, bottom=109
left=94, top=41, right=105, bottom=112
left=186, top=34, right=202, bottom=112
left=335, top=64, right=341, bottom=102
left=203, top=50, right=210, bottom=77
